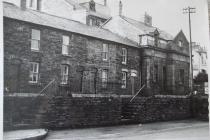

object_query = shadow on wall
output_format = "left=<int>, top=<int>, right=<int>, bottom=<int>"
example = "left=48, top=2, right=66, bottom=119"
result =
left=192, top=95, right=209, bottom=121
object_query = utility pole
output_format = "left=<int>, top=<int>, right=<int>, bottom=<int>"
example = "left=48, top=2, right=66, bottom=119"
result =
left=183, top=7, right=196, bottom=93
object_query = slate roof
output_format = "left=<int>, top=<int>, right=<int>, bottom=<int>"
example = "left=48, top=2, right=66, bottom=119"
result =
left=121, top=16, right=174, bottom=40
left=3, top=2, right=138, bottom=47
left=64, top=0, right=111, bottom=19
left=88, top=10, right=111, bottom=19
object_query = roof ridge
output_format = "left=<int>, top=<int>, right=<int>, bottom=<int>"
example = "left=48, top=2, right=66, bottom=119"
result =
left=3, top=2, right=138, bottom=47
left=121, top=15, right=155, bottom=28
left=5, top=2, right=88, bottom=26
left=121, top=15, right=173, bottom=40
left=3, top=1, right=17, bottom=6
left=3, top=2, right=109, bottom=30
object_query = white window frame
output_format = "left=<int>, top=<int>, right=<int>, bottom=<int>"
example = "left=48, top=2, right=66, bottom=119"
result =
left=122, top=71, right=127, bottom=89
left=122, top=48, right=127, bottom=64
left=31, top=29, right=40, bottom=51
left=29, top=62, right=39, bottom=83
left=201, top=54, right=206, bottom=65
left=139, top=36, right=142, bottom=45
left=62, top=35, right=70, bottom=55
left=178, top=40, right=183, bottom=47
left=147, top=36, right=155, bottom=46
left=102, top=44, right=108, bottom=61
left=61, top=65, right=69, bottom=85
left=102, top=69, right=108, bottom=88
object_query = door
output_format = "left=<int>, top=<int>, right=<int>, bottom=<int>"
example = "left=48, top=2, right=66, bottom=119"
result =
left=82, top=70, right=95, bottom=94
left=5, top=63, right=20, bottom=93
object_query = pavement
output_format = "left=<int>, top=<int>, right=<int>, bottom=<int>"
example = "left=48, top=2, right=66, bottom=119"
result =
left=3, top=129, right=48, bottom=140
left=45, top=120, right=210, bottom=140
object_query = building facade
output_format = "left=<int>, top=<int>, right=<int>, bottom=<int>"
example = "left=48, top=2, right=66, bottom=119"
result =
left=4, top=2, right=140, bottom=95
left=103, top=2, right=190, bottom=95
left=4, top=0, right=190, bottom=96
left=192, top=43, right=208, bottom=77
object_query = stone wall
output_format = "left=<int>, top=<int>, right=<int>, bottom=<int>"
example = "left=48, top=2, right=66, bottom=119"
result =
left=4, top=94, right=49, bottom=130
left=121, top=96, right=192, bottom=123
left=4, top=94, right=193, bottom=130
left=44, top=95, right=122, bottom=129
left=192, top=95, right=209, bottom=121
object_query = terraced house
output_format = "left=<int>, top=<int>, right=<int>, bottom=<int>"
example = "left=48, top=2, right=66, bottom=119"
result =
left=4, top=1, right=141, bottom=96
left=4, top=0, right=190, bottom=96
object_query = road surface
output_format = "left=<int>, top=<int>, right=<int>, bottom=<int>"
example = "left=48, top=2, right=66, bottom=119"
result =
left=45, top=120, right=209, bottom=140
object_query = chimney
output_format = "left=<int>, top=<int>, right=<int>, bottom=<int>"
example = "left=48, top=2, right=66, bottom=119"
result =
left=144, top=12, right=152, bottom=26
left=104, top=0, right=107, bottom=6
left=119, top=1, right=122, bottom=16
left=89, top=0, right=96, bottom=11
left=37, top=0, right=42, bottom=11
left=20, top=0, right=26, bottom=10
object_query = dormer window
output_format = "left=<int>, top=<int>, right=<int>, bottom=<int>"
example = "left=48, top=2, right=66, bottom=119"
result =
left=139, top=35, right=154, bottom=46
left=178, top=40, right=183, bottom=47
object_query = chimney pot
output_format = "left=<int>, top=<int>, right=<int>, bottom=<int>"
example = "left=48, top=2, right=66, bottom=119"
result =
left=144, top=12, right=152, bottom=26
left=119, top=1, right=123, bottom=16
left=37, top=0, right=42, bottom=11
left=20, top=0, right=27, bottom=10
left=104, top=0, right=107, bottom=6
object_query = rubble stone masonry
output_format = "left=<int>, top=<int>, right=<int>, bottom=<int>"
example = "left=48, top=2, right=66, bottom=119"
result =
left=4, top=95, right=192, bottom=130
left=4, top=18, right=141, bottom=95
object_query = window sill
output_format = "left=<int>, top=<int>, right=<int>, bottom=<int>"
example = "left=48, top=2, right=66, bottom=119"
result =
left=28, top=82, right=41, bottom=86
left=122, top=62, right=127, bottom=65
left=178, top=83, right=184, bottom=86
left=31, top=49, right=40, bottom=53
left=62, top=54, right=72, bottom=57
left=60, top=84, right=69, bottom=87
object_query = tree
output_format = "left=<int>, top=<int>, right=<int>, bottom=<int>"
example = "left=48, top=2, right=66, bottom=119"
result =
left=194, top=70, right=208, bottom=84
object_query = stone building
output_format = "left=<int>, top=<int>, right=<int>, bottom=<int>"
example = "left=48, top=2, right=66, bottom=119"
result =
left=103, top=1, right=190, bottom=95
left=3, top=0, right=190, bottom=96
left=192, top=43, right=208, bottom=77
left=3, top=1, right=140, bottom=96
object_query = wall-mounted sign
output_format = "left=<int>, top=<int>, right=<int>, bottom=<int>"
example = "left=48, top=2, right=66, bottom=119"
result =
left=131, top=70, right=137, bottom=77
left=204, top=82, right=208, bottom=94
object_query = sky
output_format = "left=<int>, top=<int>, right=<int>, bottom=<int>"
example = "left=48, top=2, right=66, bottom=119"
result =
left=4, top=0, right=210, bottom=48
left=97, top=0, right=210, bottom=48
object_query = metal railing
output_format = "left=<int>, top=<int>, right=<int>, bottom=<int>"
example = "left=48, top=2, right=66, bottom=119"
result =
left=130, top=84, right=145, bottom=102
left=38, top=79, right=56, bottom=95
